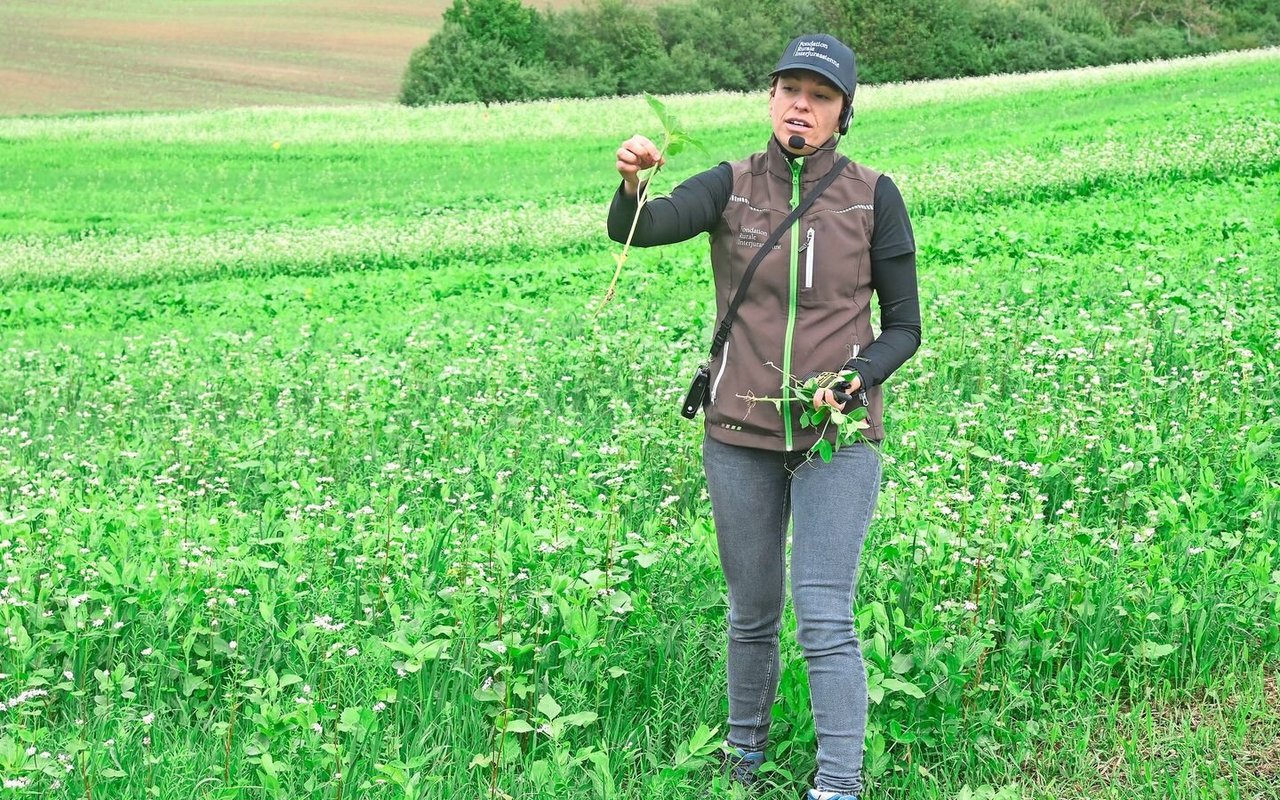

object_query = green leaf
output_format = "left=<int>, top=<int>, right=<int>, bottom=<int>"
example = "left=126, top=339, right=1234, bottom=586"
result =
left=504, top=719, right=534, bottom=734
left=338, top=707, right=373, bottom=734
left=816, top=439, right=833, bottom=463
left=881, top=677, right=926, bottom=698
left=1135, top=641, right=1177, bottom=660
left=685, top=722, right=718, bottom=755
left=867, top=681, right=884, bottom=705
left=259, top=752, right=280, bottom=778
left=633, top=551, right=659, bottom=569
left=558, top=711, right=598, bottom=728
left=537, top=693, right=562, bottom=721
left=888, top=718, right=918, bottom=743
left=644, top=93, right=676, bottom=135
left=607, top=590, right=633, bottom=615
left=684, top=133, right=710, bottom=156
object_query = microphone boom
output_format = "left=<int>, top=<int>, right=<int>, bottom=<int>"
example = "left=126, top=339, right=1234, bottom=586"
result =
left=788, top=134, right=840, bottom=152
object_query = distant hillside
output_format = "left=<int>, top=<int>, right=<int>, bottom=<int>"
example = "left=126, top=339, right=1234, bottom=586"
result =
left=1, top=0, right=576, bottom=115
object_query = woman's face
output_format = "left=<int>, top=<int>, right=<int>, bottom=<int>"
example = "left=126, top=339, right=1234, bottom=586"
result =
left=769, top=71, right=844, bottom=155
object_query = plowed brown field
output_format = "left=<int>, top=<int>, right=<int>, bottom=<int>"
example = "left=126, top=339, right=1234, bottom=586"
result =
left=1, top=0, right=575, bottom=115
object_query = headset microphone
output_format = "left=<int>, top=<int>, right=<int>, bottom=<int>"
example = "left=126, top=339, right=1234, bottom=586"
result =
left=788, top=134, right=842, bottom=152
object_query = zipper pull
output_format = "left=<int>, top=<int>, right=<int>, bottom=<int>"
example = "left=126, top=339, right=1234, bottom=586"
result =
left=804, top=227, right=815, bottom=289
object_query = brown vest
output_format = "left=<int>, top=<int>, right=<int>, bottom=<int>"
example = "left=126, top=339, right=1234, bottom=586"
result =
left=705, top=137, right=885, bottom=450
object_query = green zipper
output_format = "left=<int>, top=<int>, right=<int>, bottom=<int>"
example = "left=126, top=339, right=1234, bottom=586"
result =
left=782, top=157, right=803, bottom=451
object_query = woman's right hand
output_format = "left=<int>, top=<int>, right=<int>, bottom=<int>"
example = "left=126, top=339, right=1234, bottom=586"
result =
left=616, top=135, right=665, bottom=197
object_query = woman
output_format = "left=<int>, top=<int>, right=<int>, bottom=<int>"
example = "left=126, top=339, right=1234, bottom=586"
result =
left=607, top=34, right=921, bottom=800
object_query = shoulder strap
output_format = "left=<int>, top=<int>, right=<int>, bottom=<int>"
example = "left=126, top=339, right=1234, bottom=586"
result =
left=708, top=155, right=849, bottom=359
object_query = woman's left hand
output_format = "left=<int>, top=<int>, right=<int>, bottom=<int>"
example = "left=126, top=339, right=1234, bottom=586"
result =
left=813, top=373, right=862, bottom=411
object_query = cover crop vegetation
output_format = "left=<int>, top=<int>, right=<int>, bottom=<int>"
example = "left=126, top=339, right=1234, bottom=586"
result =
left=0, top=50, right=1278, bottom=799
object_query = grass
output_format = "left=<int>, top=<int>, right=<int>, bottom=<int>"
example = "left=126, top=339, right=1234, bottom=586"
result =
left=0, top=49, right=1278, bottom=799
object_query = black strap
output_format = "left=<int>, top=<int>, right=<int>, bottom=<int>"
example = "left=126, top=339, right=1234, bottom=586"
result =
left=709, top=156, right=849, bottom=359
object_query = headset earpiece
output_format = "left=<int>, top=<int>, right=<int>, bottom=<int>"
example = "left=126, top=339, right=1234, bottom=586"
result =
left=838, top=99, right=854, bottom=135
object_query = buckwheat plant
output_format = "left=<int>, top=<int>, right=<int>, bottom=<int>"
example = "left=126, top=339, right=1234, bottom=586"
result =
left=596, top=94, right=704, bottom=314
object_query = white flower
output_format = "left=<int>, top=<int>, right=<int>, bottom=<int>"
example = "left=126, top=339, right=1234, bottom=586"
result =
left=312, top=615, right=346, bottom=632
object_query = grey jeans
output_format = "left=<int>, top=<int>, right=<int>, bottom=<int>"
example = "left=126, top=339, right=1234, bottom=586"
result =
left=702, top=435, right=882, bottom=796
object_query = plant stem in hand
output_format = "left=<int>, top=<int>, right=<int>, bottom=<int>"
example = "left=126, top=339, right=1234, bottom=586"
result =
left=596, top=149, right=666, bottom=316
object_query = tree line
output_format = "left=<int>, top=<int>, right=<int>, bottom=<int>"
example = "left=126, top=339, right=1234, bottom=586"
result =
left=400, top=0, right=1280, bottom=105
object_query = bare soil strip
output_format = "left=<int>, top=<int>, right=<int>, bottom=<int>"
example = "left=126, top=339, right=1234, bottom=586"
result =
left=1, top=0, right=571, bottom=115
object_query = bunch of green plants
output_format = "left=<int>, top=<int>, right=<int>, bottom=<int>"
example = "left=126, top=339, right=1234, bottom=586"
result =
left=735, top=369, right=872, bottom=464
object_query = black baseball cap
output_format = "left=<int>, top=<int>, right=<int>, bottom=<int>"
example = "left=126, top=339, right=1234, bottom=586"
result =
left=770, top=34, right=857, bottom=99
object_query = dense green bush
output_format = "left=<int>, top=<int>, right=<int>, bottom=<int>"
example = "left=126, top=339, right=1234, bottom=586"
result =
left=401, top=25, right=529, bottom=105
left=400, top=0, right=560, bottom=105
left=837, top=0, right=984, bottom=82
left=544, top=0, right=672, bottom=98
left=442, top=0, right=547, bottom=63
left=535, top=0, right=830, bottom=98
left=651, top=0, right=831, bottom=93
left=400, top=0, right=1279, bottom=105
left=970, top=1, right=1103, bottom=74
left=833, top=0, right=1268, bottom=82
left=1216, top=0, right=1280, bottom=48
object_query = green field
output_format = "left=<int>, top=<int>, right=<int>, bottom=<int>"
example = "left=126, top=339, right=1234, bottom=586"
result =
left=1, top=50, right=1279, bottom=799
